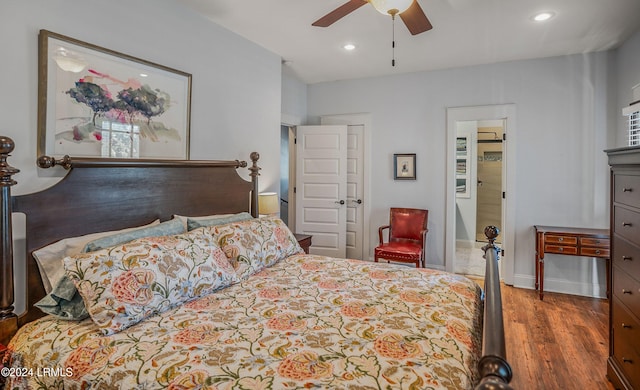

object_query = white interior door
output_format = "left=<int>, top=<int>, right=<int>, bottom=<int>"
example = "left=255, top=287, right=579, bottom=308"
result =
left=296, top=125, right=347, bottom=257
left=346, top=125, right=364, bottom=259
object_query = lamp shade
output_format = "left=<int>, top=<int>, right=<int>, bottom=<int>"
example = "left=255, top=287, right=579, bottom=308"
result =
left=258, top=192, right=279, bottom=216
left=370, top=0, right=414, bottom=15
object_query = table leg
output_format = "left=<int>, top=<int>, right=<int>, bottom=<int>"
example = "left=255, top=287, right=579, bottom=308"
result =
left=535, top=233, right=540, bottom=290
left=539, top=258, right=544, bottom=300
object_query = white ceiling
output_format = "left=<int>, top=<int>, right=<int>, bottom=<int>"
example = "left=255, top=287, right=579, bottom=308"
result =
left=177, top=0, right=640, bottom=84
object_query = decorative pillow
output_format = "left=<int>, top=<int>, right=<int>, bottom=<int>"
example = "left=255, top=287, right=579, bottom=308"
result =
left=33, top=220, right=160, bottom=293
left=34, top=274, right=89, bottom=320
left=205, top=216, right=303, bottom=280
left=187, top=212, right=253, bottom=231
left=83, top=218, right=185, bottom=252
left=173, top=214, right=241, bottom=229
left=64, top=230, right=239, bottom=335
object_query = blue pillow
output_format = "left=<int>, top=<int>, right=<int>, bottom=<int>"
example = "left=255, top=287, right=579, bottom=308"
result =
left=35, top=274, right=89, bottom=320
left=187, top=212, right=254, bottom=231
left=82, top=218, right=186, bottom=252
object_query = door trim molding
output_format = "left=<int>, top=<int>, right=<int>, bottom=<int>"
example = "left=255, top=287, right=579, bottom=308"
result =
left=445, top=104, right=516, bottom=284
left=321, top=113, right=372, bottom=260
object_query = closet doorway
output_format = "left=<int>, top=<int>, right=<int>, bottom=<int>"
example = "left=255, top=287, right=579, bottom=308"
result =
left=453, top=120, right=504, bottom=276
left=281, top=114, right=371, bottom=260
left=445, top=105, right=516, bottom=285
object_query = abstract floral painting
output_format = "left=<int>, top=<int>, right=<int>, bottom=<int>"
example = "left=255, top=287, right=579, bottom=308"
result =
left=38, top=30, right=191, bottom=160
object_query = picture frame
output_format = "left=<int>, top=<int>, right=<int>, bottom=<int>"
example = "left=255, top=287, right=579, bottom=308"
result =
left=393, top=153, right=416, bottom=180
left=37, top=30, right=192, bottom=160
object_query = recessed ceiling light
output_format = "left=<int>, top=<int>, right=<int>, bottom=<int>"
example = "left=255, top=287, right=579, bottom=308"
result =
left=532, top=11, right=554, bottom=22
left=343, top=43, right=356, bottom=51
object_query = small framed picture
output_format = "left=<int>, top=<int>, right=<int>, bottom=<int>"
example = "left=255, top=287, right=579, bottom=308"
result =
left=393, top=153, right=416, bottom=180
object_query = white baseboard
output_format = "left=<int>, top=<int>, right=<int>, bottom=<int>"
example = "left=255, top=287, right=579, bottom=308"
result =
left=512, top=274, right=606, bottom=299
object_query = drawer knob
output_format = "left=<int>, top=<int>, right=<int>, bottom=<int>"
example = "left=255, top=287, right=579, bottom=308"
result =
left=622, top=256, right=633, bottom=261
left=622, top=358, right=633, bottom=364
left=622, top=222, right=633, bottom=227
left=558, top=237, right=564, bottom=241
left=622, top=187, right=633, bottom=192
left=558, top=247, right=564, bottom=251
left=622, top=289, right=632, bottom=295
left=595, top=250, right=601, bottom=254
left=622, top=323, right=632, bottom=329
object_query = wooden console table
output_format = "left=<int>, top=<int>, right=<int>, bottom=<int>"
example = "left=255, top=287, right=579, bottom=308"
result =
left=534, top=225, right=610, bottom=300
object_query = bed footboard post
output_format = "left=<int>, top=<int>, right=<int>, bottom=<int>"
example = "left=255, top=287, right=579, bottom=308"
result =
left=475, top=226, right=513, bottom=390
left=249, top=152, right=260, bottom=218
left=0, top=136, right=19, bottom=345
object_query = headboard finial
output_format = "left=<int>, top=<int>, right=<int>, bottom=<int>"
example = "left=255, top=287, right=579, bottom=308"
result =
left=0, top=136, right=15, bottom=155
left=37, top=155, right=72, bottom=169
left=0, top=136, right=19, bottom=187
left=0, top=136, right=18, bottom=344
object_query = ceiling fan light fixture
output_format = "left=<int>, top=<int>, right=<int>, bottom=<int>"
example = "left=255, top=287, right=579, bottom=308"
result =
left=532, top=11, right=555, bottom=22
left=370, top=0, right=414, bottom=16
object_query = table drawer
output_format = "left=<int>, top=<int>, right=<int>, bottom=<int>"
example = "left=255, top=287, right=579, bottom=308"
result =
left=544, top=245, right=578, bottom=255
left=615, top=174, right=640, bottom=210
left=545, top=235, right=578, bottom=245
left=579, top=247, right=609, bottom=257
left=613, top=266, right=640, bottom=314
left=614, top=206, right=640, bottom=246
left=613, top=235, right=640, bottom=278
left=580, top=237, right=610, bottom=248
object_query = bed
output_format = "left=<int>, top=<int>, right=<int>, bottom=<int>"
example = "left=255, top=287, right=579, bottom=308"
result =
left=0, top=136, right=512, bottom=389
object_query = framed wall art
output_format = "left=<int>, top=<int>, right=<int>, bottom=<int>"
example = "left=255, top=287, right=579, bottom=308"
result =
left=37, top=30, right=192, bottom=160
left=393, top=153, right=416, bottom=180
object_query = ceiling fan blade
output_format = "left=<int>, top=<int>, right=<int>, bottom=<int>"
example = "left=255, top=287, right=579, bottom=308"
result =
left=312, top=0, right=368, bottom=27
left=399, top=1, right=433, bottom=35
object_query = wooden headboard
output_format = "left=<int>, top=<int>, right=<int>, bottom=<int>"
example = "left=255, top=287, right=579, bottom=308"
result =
left=0, top=136, right=260, bottom=344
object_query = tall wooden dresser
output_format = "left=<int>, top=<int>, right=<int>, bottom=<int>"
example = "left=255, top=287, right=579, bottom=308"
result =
left=606, top=146, right=640, bottom=390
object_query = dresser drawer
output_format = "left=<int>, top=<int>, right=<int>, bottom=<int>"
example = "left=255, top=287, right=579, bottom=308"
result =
left=545, top=235, right=578, bottom=245
left=614, top=206, right=640, bottom=246
left=613, top=235, right=640, bottom=278
left=544, top=244, right=578, bottom=255
left=613, top=266, right=640, bottom=314
left=612, top=298, right=640, bottom=356
left=614, top=174, right=640, bottom=210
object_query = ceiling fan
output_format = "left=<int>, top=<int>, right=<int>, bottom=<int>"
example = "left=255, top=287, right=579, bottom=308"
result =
left=312, top=0, right=433, bottom=35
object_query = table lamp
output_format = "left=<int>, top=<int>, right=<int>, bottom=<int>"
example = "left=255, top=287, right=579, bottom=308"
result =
left=258, top=192, right=279, bottom=217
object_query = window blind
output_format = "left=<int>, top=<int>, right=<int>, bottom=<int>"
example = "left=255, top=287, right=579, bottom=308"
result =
left=630, top=111, right=640, bottom=146
left=623, top=100, right=640, bottom=147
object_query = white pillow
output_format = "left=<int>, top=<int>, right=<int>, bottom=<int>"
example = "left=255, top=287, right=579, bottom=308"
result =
left=33, top=220, right=160, bottom=293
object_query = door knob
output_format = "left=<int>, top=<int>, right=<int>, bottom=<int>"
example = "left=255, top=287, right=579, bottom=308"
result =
left=352, top=199, right=362, bottom=204
left=335, top=200, right=345, bottom=205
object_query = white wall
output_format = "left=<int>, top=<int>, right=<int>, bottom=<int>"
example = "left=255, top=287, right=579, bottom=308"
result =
left=282, top=66, right=307, bottom=126
left=0, top=0, right=282, bottom=195
left=307, top=51, right=614, bottom=297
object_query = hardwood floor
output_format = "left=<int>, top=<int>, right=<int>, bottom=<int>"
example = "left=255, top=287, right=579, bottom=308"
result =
left=501, top=285, right=613, bottom=390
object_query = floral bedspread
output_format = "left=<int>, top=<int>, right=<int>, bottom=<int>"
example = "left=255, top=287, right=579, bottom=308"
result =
left=5, top=254, right=483, bottom=389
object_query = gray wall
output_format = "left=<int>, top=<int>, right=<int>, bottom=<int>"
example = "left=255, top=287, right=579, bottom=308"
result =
left=0, top=0, right=283, bottom=195
left=307, top=50, right=619, bottom=297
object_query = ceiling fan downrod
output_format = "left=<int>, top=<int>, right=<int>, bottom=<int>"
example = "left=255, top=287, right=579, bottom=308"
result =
left=391, top=11, right=397, bottom=67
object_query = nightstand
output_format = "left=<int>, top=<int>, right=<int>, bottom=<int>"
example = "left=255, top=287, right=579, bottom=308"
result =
left=294, top=234, right=312, bottom=254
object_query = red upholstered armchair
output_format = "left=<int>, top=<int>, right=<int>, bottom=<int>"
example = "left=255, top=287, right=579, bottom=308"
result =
left=374, top=208, right=429, bottom=268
